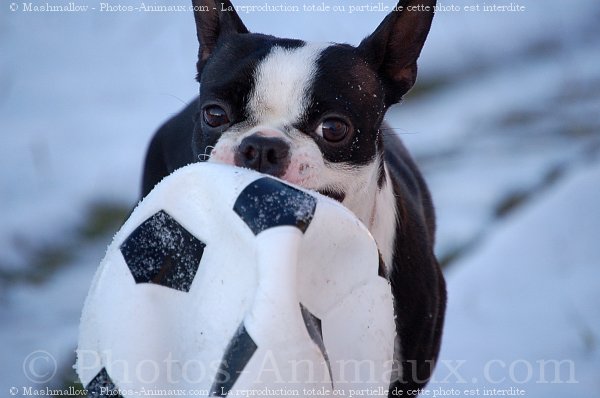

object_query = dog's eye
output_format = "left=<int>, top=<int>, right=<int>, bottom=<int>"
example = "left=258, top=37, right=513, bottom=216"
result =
left=203, top=105, right=230, bottom=128
left=320, top=117, right=350, bottom=143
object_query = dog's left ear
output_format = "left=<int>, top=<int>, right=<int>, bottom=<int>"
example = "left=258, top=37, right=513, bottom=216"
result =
left=192, top=0, right=249, bottom=74
left=359, top=0, right=436, bottom=105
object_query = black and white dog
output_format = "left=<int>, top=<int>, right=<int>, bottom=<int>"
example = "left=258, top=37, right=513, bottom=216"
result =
left=142, top=0, right=445, bottom=394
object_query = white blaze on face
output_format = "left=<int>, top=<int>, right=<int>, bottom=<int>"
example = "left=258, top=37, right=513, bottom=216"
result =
left=245, top=43, right=334, bottom=188
left=248, top=43, right=328, bottom=125
left=209, top=42, right=331, bottom=185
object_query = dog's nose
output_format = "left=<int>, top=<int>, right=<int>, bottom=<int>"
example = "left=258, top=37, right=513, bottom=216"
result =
left=235, top=135, right=291, bottom=177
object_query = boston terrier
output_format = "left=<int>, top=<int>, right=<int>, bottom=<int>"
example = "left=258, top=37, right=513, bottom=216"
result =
left=141, top=0, right=445, bottom=394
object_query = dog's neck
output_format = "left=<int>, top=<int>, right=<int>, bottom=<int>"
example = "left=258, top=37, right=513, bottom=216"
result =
left=341, top=158, right=397, bottom=273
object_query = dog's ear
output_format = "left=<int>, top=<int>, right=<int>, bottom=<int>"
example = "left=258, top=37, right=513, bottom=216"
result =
left=358, top=0, right=436, bottom=105
left=192, top=0, right=249, bottom=75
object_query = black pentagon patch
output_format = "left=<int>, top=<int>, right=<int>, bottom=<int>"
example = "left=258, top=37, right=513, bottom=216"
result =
left=300, top=303, right=333, bottom=387
left=86, top=368, right=122, bottom=398
left=233, top=177, right=317, bottom=235
left=210, top=324, right=258, bottom=396
left=120, top=210, right=205, bottom=292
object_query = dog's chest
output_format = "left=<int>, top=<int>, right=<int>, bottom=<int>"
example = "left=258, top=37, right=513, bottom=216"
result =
left=343, top=165, right=398, bottom=274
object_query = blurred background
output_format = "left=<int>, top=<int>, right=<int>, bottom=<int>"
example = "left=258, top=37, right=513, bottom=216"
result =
left=1, top=0, right=599, bottom=396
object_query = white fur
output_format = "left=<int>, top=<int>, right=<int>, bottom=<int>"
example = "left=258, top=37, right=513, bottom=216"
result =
left=314, top=155, right=397, bottom=271
left=369, top=164, right=398, bottom=274
left=248, top=43, right=328, bottom=125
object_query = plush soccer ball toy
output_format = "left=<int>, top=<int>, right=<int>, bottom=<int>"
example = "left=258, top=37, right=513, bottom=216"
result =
left=76, top=163, right=395, bottom=397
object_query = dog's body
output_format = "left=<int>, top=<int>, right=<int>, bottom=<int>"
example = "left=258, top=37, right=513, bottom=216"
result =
left=142, top=0, right=445, bottom=395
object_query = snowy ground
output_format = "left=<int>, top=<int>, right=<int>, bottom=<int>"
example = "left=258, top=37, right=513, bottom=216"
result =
left=1, top=0, right=599, bottom=396
left=426, top=162, right=600, bottom=397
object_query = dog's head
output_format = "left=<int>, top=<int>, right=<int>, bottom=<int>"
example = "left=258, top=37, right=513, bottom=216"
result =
left=192, top=0, right=435, bottom=210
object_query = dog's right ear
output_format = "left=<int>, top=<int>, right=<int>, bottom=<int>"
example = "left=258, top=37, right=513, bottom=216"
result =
left=358, top=0, right=436, bottom=105
left=192, top=0, right=249, bottom=76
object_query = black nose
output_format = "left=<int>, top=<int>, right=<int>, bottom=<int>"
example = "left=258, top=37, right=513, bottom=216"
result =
left=235, top=135, right=290, bottom=177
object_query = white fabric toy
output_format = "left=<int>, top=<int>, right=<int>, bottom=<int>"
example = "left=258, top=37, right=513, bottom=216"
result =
left=76, top=163, right=395, bottom=397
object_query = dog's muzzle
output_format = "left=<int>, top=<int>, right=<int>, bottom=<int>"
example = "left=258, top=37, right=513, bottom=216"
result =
left=234, top=135, right=291, bottom=177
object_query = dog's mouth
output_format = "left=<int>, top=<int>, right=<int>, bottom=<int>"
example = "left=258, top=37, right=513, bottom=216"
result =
left=317, top=188, right=346, bottom=203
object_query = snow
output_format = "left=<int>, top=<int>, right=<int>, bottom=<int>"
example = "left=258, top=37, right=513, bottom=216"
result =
left=1, top=0, right=599, bottom=395
left=0, top=239, right=107, bottom=391
left=0, top=8, right=199, bottom=267
left=427, top=161, right=600, bottom=397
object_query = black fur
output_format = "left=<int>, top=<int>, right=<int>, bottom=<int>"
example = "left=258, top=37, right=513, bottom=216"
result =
left=384, top=132, right=446, bottom=391
left=300, top=44, right=386, bottom=165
